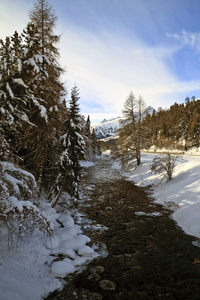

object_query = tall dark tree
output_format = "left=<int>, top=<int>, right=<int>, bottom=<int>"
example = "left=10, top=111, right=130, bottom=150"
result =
left=49, top=85, right=85, bottom=207
left=29, top=0, right=59, bottom=58
left=29, top=0, right=65, bottom=107
left=83, top=115, right=93, bottom=160
left=65, top=85, right=85, bottom=198
left=0, top=32, right=34, bottom=157
left=27, top=0, right=65, bottom=191
left=18, top=22, right=56, bottom=191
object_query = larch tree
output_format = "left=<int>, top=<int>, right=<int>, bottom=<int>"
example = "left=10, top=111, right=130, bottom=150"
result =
left=29, top=0, right=65, bottom=107
left=28, top=0, right=66, bottom=192
left=117, top=92, right=137, bottom=169
left=117, top=92, right=146, bottom=169
left=18, top=22, right=55, bottom=192
left=135, top=95, right=146, bottom=165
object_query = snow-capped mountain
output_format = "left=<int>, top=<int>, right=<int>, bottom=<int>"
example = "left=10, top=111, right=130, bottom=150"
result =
left=92, top=106, right=155, bottom=139
left=146, top=105, right=154, bottom=115
left=92, top=117, right=122, bottom=139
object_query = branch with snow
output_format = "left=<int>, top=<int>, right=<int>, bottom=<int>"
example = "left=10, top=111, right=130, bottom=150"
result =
left=0, top=162, right=53, bottom=247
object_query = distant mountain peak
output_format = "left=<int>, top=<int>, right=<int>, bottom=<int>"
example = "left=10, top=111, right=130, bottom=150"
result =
left=92, top=117, right=122, bottom=139
left=93, top=108, right=155, bottom=139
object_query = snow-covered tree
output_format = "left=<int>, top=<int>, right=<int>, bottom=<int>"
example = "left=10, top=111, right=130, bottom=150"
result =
left=91, top=128, right=98, bottom=160
left=0, top=161, right=52, bottom=247
left=28, top=0, right=66, bottom=190
left=49, top=85, right=85, bottom=207
left=29, top=0, right=65, bottom=108
left=0, top=32, right=34, bottom=158
left=83, top=115, right=93, bottom=160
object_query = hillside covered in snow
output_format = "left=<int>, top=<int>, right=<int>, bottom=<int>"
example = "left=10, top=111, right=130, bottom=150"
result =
left=92, top=117, right=122, bottom=139
left=92, top=106, right=155, bottom=139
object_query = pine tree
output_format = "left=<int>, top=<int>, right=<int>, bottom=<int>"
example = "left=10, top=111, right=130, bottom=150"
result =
left=0, top=33, right=32, bottom=157
left=49, top=85, right=85, bottom=207
left=65, top=85, right=85, bottom=198
left=84, top=115, right=94, bottom=160
left=91, top=128, right=97, bottom=161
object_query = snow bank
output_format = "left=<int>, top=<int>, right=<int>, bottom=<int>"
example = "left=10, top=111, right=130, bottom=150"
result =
left=51, top=260, right=75, bottom=278
left=0, top=196, right=99, bottom=299
left=80, top=160, right=96, bottom=168
left=112, top=153, right=200, bottom=240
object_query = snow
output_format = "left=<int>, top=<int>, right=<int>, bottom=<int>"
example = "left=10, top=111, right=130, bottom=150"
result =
left=112, top=150, right=200, bottom=240
left=6, top=82, right=14, bottom=99
left=78, top=245, right=95, bottom=256
left=92, top=116, right=123, bottom=139
left=13, top=78, right=28, bottom=88
left=0, top=161, right=99, bottom=300
left=32, top=98, right=48, bottom=122
left=3, top=150, right=200, bottom=299
left=51, top=260, right=75, bottom=278
left=80, top=160, right=96, bottom=168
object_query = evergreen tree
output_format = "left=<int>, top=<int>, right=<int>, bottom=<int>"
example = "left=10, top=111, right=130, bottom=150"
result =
left=0, top=33, right=33, bottom=157
left=91, top=128, right=97, bottom=161
left=49, top=85, right=85, bottom=207
left=66, top=85, right=85, bottom=198
left=83, top=115, right=93, bottom=160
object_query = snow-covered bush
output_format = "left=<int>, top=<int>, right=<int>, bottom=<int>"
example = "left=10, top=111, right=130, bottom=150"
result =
left=0, top=162, right=53, bottom=247
left=150, top=152, right=179, bottom=181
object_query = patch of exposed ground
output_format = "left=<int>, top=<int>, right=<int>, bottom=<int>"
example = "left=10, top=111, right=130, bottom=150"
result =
left=45, top=156, right=200, bottom=300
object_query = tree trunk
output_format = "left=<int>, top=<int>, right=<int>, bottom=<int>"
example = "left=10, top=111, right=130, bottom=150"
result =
left=51, top=168, right=69, bottom=208
left=136, top=157, right=141, bottom=166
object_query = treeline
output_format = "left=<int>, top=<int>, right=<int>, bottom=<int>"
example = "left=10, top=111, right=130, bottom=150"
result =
left=145, top=99, right=200, bottom=151
left=112, top=92, right=200, bottom=171
left=0, top=0, right=100, bottom=208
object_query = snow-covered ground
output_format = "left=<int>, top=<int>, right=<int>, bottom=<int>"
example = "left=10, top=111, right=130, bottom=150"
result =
left=2, top=151, right=200, bottom=300
left=0, top=160, right=101, bottom=300
left=112, top=149, right=200, bottom=240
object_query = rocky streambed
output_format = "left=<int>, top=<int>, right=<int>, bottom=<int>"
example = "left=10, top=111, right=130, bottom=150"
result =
left=45, top=155, right=200, bottom=300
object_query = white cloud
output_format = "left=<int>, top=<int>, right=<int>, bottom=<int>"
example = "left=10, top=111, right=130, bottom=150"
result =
left=60, top=24, right=200, bottom=123
left=2, top=2, right=200, bottom=124
left=166, top=30, right=200, bottom=54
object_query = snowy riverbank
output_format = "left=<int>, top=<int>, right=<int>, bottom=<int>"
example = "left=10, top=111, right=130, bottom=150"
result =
left=0, top=160, right=98, bottom=300
left=112, top=152, right=200, bottom=240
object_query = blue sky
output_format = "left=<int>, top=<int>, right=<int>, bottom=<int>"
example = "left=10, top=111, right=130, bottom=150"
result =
left=1, top=0, right=200, bottom=124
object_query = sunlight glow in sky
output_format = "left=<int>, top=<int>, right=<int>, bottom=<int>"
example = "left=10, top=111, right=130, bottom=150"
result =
left=1, top=0, right=200, bottom=124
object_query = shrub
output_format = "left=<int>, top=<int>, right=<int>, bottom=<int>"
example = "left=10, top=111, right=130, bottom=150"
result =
left=150, top=152, right=179, bottom=181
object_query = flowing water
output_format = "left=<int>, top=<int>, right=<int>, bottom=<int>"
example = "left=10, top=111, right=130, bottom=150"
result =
left=46, top=155, right=200, bottom=300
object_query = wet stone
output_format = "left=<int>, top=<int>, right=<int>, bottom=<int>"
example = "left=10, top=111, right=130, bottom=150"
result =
left=99, top=279, right=116, bottom=290
left=45, top=155, right=200, bottom=300
left=90, top=266, right=105, bottom=274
